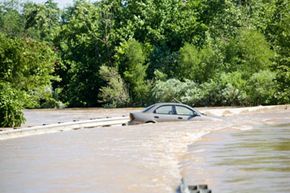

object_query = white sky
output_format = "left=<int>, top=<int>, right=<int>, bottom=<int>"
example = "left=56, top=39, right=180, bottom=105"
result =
left=24, top=0, right=77, bottom=9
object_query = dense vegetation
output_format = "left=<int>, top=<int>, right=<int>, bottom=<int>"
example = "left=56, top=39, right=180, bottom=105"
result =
left=0, top=0, right=289, bottom=127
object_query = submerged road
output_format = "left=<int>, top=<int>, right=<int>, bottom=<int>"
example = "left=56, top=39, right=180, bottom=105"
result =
left=0, top=106, right=289, bottom=193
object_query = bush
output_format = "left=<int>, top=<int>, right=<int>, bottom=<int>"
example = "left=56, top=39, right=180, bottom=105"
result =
left=151, top=72, right=249, bottom=107
left=180, top=81, right=203, bottom=106
left=0, top=83, right=25, bottom=127
left=246, top=70, right=277, bottom=105
left=274, top=64, right=290, bottom=104
left=98, top=65, right=129, bottom=107
left=224, top=29, right=274, bottom=76
left=219, top=72, right=247, bottom=105
left=177, top=43, right=220, bottom=83
left=0, top=32, right=57, bottom=109
left=196, top=72, right=247, bottom=106
left=199, top=80, right=223, bottom=106
left=152, top=79, right=203, bottom=106
left=152, top=79, right=188, bottom=102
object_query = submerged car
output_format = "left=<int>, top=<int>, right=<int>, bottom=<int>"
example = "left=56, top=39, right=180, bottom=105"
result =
left=129, top=103, right=205, bottom=124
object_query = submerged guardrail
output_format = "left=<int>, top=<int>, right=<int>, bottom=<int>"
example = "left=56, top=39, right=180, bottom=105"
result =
left=0, top=116, right=129, bottom=140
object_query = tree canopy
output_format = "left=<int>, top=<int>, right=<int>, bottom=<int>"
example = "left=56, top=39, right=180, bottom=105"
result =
left=0, top=0, right=289, bottom=126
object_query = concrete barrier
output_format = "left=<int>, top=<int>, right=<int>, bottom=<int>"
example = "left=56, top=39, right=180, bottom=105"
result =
left=179, top=179, right=212, bottom=193
left=0, top=117, right=129, bottom=140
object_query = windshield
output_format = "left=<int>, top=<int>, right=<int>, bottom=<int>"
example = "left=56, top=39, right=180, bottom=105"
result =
left=142, top=104, right=156, bottom=112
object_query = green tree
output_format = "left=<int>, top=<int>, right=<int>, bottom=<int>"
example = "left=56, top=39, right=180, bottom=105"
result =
left=152, top=79, right=190, bottom=104
left=224, top=29, right=274, bottom=76
left=23, top=0, right=61, bottom=41
left=198, top=0, right=242, bottom=40
left=246, top=70, right=277, bottom=105
left=0, top=83, right=25, bottom=127
left=55, top=1, right=103, bottom=106
left=0, top=0, right=24, bottom=36
left=1, top=0, right=288, bottom=109
left=98, top=65, right=129, bottom=107
left=0, top=33, right=56, bottom=102
left=0, top=32, right=56, bottom=126
left=237, top=0, right=276, bottom=32
left=266, top=0, right=290, bottom=103
left=176, top=42, right=220, bottom=83
left=117, top=39, right=149, bottom=105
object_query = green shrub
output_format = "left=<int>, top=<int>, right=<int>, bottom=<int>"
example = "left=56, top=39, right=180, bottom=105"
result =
left=246, top=70, right=277, bottom=105
left=152, top=79, right=204, bottom=106
left=180, top=81, right=203, bottom=106
left=151, top=76, right=245, bottom=107
left=196, top=72, right=248, bottom=106
left=224, top=29, right=274, bottom=76
left=0, top=32, right=57, bottom=109
left=274, top=64, right=290, bottom=104
left=152, top=79, right=187, bottom=103
left=116, top=39, right=150, bottom=105
left=98, top=65, right=129, bottom=107
left=151, top=72, right=251, bottom=107
left=177, top=43, right=220, bottom=83
left=219, top=72, right=247, bottom=105
left=0, top=83, right=25, bottom=127
left=199, top=80, right=223, bottom=106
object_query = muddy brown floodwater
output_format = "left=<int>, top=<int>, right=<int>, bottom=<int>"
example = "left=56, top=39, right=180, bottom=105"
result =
left=0, top=107, right=290, bottom=193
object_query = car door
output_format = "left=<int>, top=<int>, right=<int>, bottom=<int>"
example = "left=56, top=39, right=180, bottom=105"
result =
left=153, top=105, right=175, bottom=122
left=174, top=105, right=198, bottom=121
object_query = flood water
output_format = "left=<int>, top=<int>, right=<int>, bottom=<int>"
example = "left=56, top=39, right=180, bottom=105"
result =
left=0, top=107, right=289, bottom=193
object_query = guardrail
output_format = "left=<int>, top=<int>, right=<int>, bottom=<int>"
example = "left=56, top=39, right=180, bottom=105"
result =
left=0, top=116, right=129, bottom=140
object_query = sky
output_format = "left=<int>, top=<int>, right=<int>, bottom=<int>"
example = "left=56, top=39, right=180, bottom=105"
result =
left=25, top=0, right=83, bottom=9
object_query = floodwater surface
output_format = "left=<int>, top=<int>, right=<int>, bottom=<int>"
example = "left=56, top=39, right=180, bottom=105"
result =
left=0, top=108, right=289, bottom=193
left=183, top=112, right=290, bottom=193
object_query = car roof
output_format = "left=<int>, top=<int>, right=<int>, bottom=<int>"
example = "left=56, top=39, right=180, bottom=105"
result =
left=142, top=102, right=201, bottom=115
left=154, top=102, right=189, bottom=106
left=149, top=103, right=195, bottom=109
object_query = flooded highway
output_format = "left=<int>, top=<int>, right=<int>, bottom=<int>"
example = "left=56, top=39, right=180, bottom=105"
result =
left=184, top=111, right=290, bottom=193
left=0, top=107, right=290, bottom=193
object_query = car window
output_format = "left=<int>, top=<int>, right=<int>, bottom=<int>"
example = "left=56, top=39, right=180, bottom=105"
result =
left=154, top=105, right=173, bottom=114
left=175, top=106, right=195, bottom=116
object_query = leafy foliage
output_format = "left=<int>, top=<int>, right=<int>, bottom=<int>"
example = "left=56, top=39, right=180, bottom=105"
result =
left=246, top=70, right=277, bottom=105
left=98, top=65, right=129, bottom=107
left=152, top=70, right=278, bottom=107
left=118, top=39, right=150, bottom=105
left=0, top=32, right=56, bottom=105
left=224, top=29, right=274, bottom=76
left=0, top=32, right=57, bottom=126
left=54, top=1, right=103, bottom=107
left=177, top=43, right=220, bottom=82
left=0, top=83, right=25, bottom=127
left=265, top=0, right=290, bottom=104
left=0, top=0, right=289, bottom=126
left=0, top=0, right=24, bottom=36
left=23, top=0, right=61, bottom=41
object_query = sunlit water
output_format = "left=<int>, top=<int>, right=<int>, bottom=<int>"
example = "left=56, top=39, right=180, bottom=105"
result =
left=183, top=111, right=290, bottom=193
left=0, top=108, right=289, bottom=193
